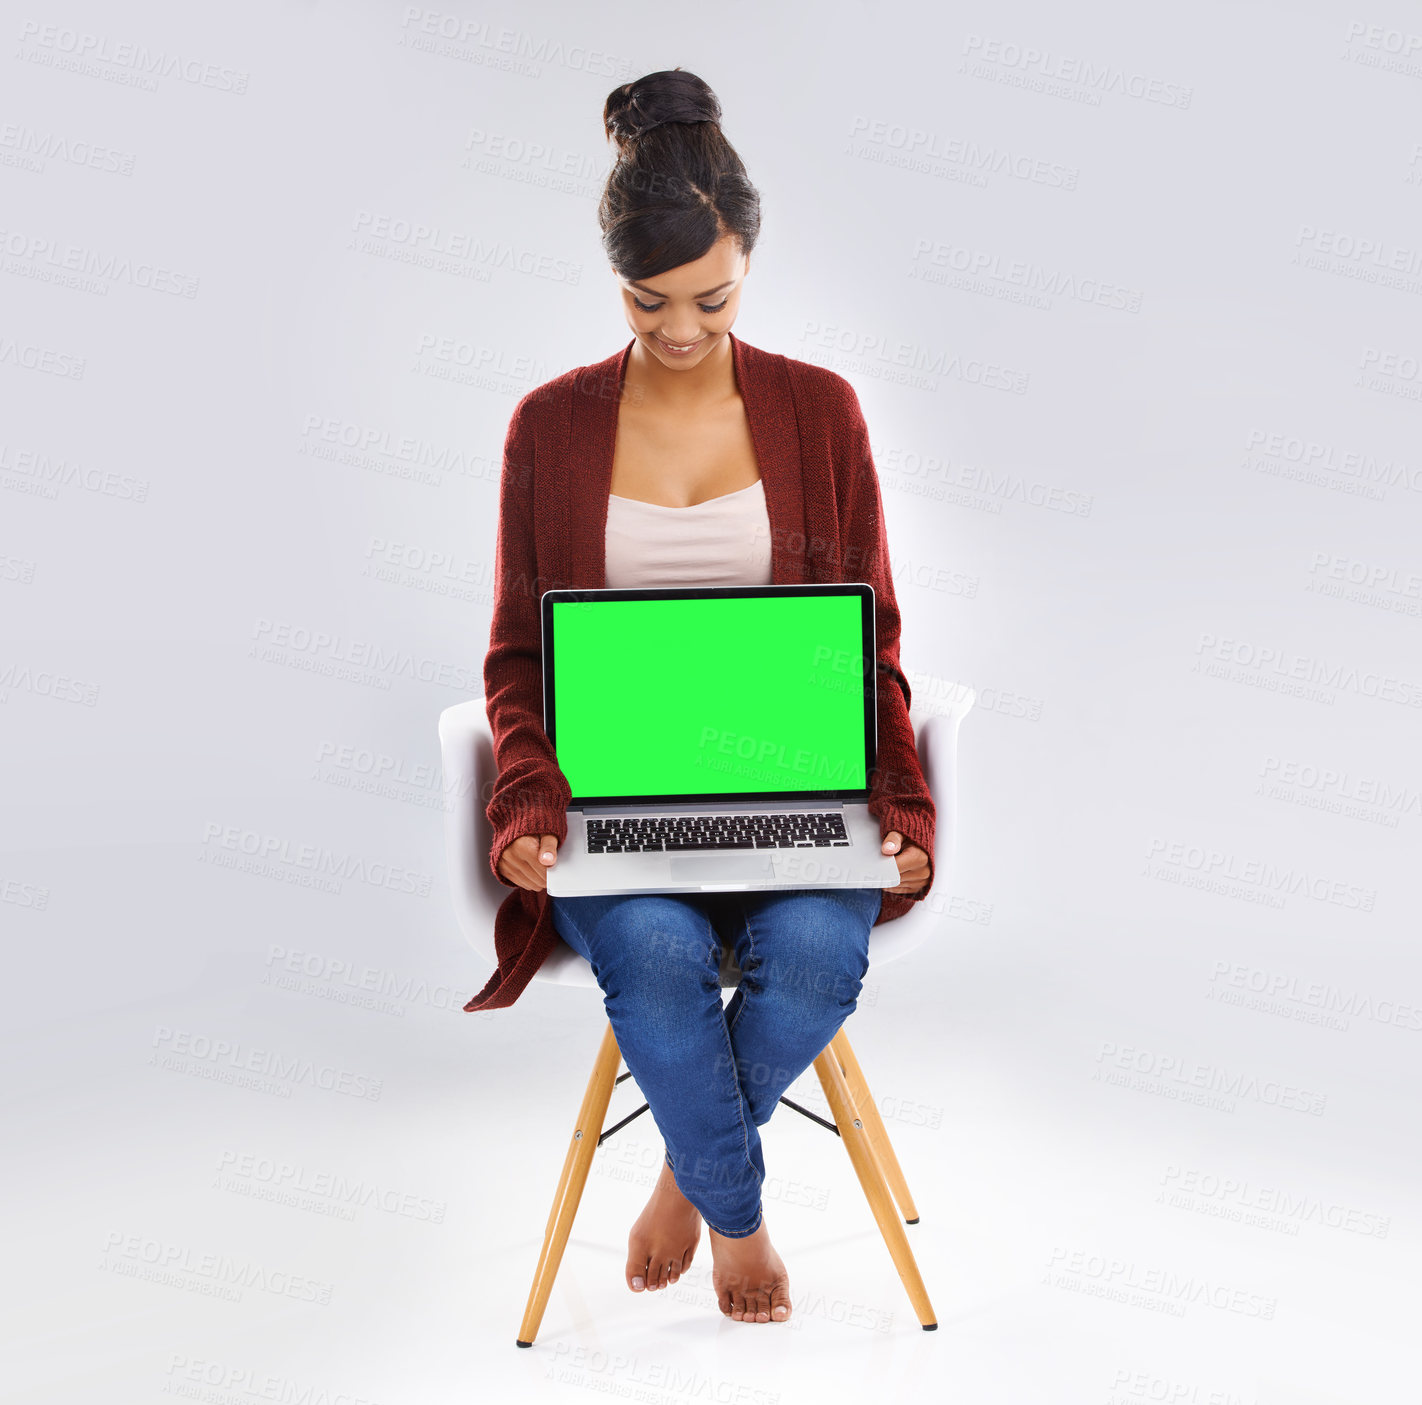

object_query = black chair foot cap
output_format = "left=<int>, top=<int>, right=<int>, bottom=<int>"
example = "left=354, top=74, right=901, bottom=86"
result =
left=516, top=1340, right=533, bottom=1348
left=905, top=1217, right=920, bottom=1224
left=922, top=1323, right=938, bottom=1331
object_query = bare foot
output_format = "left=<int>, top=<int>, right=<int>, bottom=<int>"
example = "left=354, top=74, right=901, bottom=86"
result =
left=626, top=1159, right=702, bottom=1293
left=708, top=1219, right=792, bottom=1323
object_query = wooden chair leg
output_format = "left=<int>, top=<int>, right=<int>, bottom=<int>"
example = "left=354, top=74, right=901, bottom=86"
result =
left=829, top=1028, right=920, bottom=1224
left=516, top=1022, right=623, bottom=1348
left=813, top=1044, right=938, bottom=1330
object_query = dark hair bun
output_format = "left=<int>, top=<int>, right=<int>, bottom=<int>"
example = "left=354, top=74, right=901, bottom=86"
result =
left=599, top=68, right=760, bottom=282
left=604, top=68, right=722, bottom=152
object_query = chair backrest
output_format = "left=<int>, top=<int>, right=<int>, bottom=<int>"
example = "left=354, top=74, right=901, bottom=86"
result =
left=439, top=683, right=975, bottom=988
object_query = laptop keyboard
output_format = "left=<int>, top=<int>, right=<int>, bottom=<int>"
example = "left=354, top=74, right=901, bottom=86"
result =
left=586, top=812, right=851, bottom=853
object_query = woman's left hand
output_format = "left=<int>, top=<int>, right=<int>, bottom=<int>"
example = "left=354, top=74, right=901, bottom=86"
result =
left=881, top=831, right=931, bottom=896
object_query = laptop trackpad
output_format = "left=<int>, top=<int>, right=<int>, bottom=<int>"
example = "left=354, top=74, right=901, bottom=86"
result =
left=669, top=853, right=775, bottom=885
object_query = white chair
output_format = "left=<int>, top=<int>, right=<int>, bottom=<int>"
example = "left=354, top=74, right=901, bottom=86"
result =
left=438, top=685, right=975, bottom=1344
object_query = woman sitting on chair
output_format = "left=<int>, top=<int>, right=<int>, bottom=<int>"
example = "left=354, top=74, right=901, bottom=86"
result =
left=466, top=67, right=935, bottom=1328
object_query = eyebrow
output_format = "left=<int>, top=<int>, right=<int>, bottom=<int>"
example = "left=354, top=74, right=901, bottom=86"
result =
left=629, top=278, right=735, bottom=300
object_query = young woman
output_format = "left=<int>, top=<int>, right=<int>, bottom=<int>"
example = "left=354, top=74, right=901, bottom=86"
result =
left=465, top=68, right=936, bottom=1327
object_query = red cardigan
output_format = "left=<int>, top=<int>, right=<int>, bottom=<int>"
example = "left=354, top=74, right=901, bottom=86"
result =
left=462, top=332, right=937, bottom=1013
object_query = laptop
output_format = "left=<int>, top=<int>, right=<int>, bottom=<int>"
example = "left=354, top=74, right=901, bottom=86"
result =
left=540, top=583, right=902, bottom=897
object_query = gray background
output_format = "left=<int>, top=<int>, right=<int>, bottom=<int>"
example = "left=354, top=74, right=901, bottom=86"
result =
left=4, top=2, right=1419, bottom=1401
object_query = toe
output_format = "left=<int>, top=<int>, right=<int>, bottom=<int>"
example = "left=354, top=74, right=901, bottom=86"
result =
left=770, top=1283, right=791, bottom=1322
left=751, top=1291, right=770, bottom=1323
left=626, top=1248, right=649, bottom=1292
left=730, top=1293, right=747, bottom=1321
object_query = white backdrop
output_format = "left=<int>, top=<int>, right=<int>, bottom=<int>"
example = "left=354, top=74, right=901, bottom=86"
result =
left=5, top=2, right=1419, bottom=1402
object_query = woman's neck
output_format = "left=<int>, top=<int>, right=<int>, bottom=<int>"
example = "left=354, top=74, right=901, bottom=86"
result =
left=624, top=334, right=738, bottom=409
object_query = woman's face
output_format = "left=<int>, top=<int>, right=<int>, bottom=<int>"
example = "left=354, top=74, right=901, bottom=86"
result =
left=616, top=233, right=749, bottom=372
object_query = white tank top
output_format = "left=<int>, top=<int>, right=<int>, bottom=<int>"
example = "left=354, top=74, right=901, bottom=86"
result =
left=604, top=478, right=773, bottom=588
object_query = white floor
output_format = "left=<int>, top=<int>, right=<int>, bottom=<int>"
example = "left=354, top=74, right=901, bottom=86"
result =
left=8, top=876, right=1410, bottom=1405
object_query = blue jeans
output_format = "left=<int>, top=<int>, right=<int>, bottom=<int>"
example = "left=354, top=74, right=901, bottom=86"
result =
left=550, top=886, right=882, bottom=1238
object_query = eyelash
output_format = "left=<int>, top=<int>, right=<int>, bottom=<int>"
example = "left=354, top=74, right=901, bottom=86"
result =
left=632, top=297, right=728, bottom=314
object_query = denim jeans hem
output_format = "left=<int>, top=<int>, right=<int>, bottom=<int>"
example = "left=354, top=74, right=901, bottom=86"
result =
left=705, top=1204, right=763, bottom=1240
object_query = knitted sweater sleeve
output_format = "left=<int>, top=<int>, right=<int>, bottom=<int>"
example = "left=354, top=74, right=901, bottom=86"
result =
left=483, top=395, right=572, bottom=887
left=836, top=381, right=937, bottom=904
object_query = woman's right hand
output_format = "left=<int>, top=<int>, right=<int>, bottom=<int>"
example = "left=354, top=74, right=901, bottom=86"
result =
left=497, top=834, right=560, bottom=891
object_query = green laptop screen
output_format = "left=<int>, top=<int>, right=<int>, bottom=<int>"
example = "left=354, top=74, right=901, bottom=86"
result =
left=548, top=593, right=871, bottom=801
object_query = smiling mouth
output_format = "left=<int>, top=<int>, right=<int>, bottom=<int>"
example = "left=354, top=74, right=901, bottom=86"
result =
left=656, top=335, right=705, bottom=353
